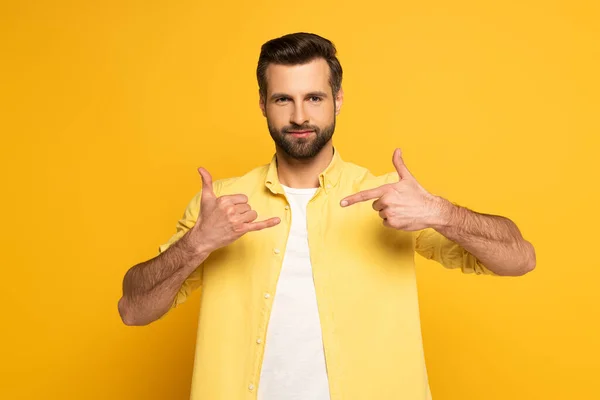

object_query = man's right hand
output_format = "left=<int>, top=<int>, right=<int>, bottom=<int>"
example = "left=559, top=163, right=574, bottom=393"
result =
left=118, top=166, right=281, bottom=326
left=188, top=167, right=281, bottom=253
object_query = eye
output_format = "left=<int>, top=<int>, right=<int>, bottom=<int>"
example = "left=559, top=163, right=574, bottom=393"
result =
left=309, top=96, right=322, bottom=102
left=275, top=97, right=289, bottom=103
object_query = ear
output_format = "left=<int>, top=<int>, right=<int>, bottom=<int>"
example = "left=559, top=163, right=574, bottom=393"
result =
left=259, top=90, right=266, bottom=117
left=334, top=87, right=344, bottom=116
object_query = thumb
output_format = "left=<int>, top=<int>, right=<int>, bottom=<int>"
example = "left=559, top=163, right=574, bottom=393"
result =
left=197, top=167, right=216, bottom=203
left=392, top=148, right=412, bottom=180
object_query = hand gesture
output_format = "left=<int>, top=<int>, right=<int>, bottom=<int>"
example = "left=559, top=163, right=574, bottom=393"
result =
left=340, top=149, right=443, bottom=231
left=189, top=167, right=281, bottom=252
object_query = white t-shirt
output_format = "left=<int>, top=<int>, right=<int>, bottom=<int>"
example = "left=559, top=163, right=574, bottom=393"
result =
left=257, top=184, right=331, bottom=400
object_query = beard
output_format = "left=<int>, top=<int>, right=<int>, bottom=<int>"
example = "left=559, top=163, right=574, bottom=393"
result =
left=267, top=111, right=336, bottom=160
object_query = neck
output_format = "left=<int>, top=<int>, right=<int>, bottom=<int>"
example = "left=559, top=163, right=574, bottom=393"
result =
left=275, top=142, right=334, bottom=189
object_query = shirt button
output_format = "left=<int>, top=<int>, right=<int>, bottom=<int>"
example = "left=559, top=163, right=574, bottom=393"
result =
left=273, top=248, right=280, bottom=254
left=264, top=293, right=271, bottom=299
left=256, top=338, right=262, bottom=344
left=248, top=384, right=255, bottom=391
left=284, top=205, right=289, bottom=210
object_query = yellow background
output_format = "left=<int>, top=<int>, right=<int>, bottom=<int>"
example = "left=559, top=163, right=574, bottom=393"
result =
left=1, top=1, right=598, bottom=399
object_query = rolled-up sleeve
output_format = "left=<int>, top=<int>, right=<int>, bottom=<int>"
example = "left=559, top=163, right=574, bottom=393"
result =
left=414, top=228, right=498, bottom=275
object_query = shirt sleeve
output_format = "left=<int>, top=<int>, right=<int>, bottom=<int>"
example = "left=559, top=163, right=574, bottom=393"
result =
left=413, top=227, right=498, bottom=275
left=156, top=188, right=206, bottom=318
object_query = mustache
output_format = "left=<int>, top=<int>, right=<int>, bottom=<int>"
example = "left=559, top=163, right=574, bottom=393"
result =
left=283, top=124, right=319, bottom=133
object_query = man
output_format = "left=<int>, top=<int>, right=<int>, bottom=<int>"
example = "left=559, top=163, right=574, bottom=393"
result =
left=118, top=32, right=536, bottom=400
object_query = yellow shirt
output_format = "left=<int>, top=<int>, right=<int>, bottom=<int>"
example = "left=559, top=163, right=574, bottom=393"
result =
left=158, top=148, right=496, bottom=400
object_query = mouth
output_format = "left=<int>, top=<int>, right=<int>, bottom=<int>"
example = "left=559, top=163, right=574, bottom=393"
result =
left=287, top=130, right=314, bottom=138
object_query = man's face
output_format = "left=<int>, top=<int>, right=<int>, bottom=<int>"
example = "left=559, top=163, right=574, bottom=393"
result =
left=260, top=58, right=343, bottom=159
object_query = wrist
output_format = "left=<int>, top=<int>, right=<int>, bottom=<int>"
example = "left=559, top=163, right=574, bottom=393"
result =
left=180, top=229, right=213, bottom=263
left=427, top=195, right=457, bottom=231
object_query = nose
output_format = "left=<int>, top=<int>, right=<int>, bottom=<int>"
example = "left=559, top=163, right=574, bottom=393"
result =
left=290, top=103, right=309, bottom=126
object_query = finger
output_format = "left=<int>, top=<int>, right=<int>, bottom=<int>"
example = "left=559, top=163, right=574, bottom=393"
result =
left=198, top=167, right=216, bottom=200
left=218, top=193, right=249, bottom=205
left=372, top=197, right=387, bottom=211
left=239, top=209, right=258, bottom=223
left=234, top=203, right=252, bottom=214
left=245, top=217, right=281, bottom=232
left=341, top=186, right=387, bottom=207
left=392, top=148, right=413, bottom=180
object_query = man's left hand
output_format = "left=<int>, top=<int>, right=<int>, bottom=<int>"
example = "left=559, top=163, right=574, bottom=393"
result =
left=340, top=148, right=447, bottom=231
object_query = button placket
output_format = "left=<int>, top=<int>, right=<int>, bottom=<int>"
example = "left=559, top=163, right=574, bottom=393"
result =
left=250, top=198, right=289, bottom=396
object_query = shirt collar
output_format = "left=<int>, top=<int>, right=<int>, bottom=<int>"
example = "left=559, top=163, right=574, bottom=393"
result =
left=264, top=147, right=344, bottom=195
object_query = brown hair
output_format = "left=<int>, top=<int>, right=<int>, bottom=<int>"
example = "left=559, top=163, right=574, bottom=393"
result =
left=257, top=32, right=343, bottom=100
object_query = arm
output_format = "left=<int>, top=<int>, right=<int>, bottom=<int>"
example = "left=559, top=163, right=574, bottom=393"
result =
left=428, top=197, right=536, bottom=276
left=341, top=148, right=536, bottom=277
left=118, top=167, right=280, bottom=326
left=117, top=232, right=211, bottom=326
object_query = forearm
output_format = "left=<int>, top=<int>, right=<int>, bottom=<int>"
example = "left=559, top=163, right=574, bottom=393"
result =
left=118, top=231, right=210, bottom=325
left=429, top=197, right=536, bottom=276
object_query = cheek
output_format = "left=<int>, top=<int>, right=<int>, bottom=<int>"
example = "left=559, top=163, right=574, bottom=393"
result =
left=266, top=107, right=288, bottom=126
left=309, top=104, right=333, bottom=123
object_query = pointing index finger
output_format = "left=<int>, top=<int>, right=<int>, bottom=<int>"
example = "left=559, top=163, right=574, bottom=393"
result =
left=341, top=186, right=387, bottom=207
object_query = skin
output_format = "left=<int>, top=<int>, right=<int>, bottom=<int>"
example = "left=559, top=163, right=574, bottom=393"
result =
left=256, top=57, right=535, bottom=276
left=340, top=148, right=536, bottom=276
left=259, top=58, right=343, bottom=188
left=118, top=56, right=535, bottom=326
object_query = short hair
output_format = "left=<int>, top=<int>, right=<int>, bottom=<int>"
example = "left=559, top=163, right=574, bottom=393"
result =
left=257, top=32, right=343, bottom=100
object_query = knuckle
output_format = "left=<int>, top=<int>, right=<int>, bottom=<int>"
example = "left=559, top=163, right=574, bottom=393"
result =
left=217, top=197, right=228, bottom=207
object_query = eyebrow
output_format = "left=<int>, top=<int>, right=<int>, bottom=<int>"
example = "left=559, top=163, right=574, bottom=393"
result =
left=270, top=91, right=329, bottom=100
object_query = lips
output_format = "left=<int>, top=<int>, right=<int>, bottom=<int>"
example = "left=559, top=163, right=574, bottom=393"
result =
left=288, top=130, right=313, bottom=134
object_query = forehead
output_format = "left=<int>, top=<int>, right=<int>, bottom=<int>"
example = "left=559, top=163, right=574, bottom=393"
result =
left=265, top=58, right=330, bottom=95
